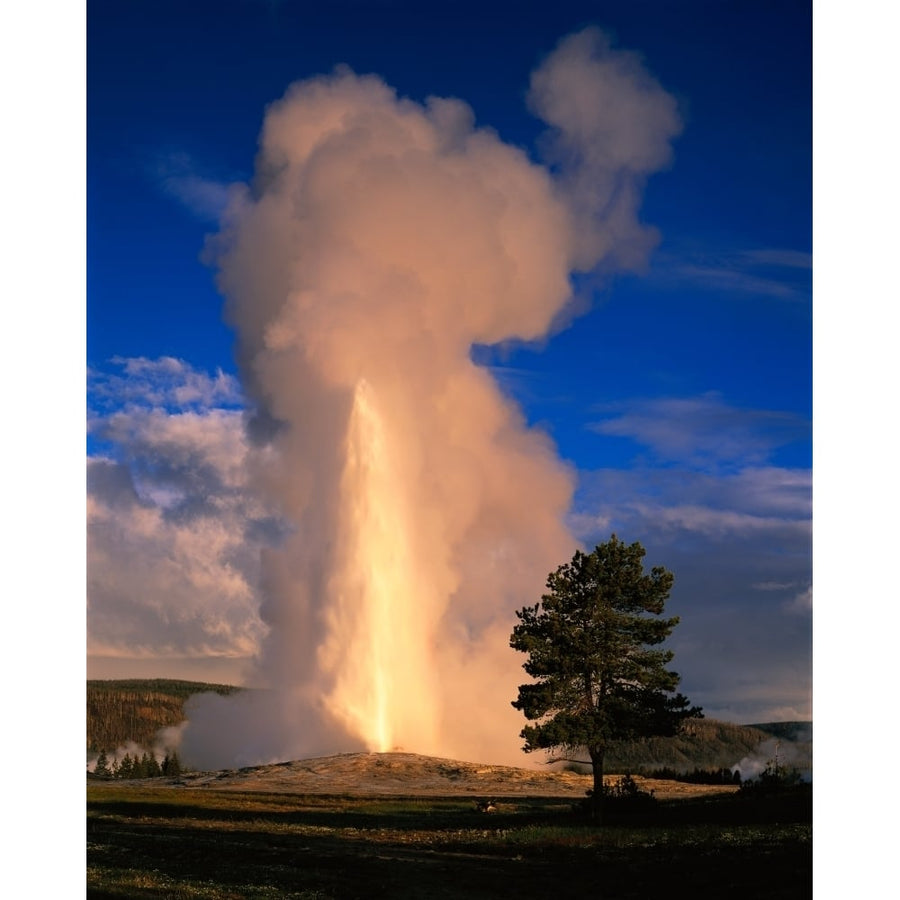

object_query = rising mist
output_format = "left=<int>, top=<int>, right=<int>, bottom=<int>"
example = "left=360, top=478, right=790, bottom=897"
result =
left=179, top=28, right=681, bottom=768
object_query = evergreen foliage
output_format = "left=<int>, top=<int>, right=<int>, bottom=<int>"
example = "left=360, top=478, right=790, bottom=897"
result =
left=643, top=766, right=741, bottom=785
left=510, top=535, right=702, bottom=821
left=142, top=752, right=161, bottom=778
left=116, top=754, right=132, bottom=778
left=90, top=748, right=187, bottom=780
left=162, top=751, right=182, bottom=776
left=94, top=749, right=110, bottom=777
left=131, top=754, right=147, bottom=779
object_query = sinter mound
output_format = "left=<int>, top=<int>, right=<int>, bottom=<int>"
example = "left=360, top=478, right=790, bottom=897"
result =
left=141, top=751, right=738, bottom=801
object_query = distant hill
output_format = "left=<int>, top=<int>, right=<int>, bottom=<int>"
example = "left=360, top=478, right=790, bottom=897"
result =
left=87, top=679, right=240, bottom=752
left=604, top=718, right=811, bottom=774
left=750, top=721, right=812, bottom=743
left=86, top=679, right=811, bottom=775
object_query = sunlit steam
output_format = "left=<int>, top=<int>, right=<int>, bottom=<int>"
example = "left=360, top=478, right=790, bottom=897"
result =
left=179, top=28, right=681, bottom=769
left=322, top=379, right=440, bottom=752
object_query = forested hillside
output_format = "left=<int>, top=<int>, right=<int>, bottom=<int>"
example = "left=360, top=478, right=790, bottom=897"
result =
left=604, top=718, right=808, bottom=774
left=87, top=679, right=240, bottom=752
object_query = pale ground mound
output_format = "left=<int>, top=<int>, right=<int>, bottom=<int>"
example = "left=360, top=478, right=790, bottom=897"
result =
left=150, top=752, right=738, bottom=801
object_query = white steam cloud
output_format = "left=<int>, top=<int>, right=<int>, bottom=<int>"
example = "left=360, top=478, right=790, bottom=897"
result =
left=179, top=29, right=681, bottom=768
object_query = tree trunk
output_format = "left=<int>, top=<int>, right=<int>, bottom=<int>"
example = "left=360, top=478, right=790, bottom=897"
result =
left=589, top=748, right=604, bottom=824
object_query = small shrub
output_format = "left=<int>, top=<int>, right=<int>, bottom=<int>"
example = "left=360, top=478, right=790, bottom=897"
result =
left=579, top=774, right=657, bottom=815
left=605, top=774, right=643, bottom=799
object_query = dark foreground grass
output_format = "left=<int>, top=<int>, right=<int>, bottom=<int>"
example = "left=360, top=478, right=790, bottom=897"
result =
left=87, top=785, right=811, bottom=899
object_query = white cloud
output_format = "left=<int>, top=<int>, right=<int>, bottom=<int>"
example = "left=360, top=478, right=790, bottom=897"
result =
left=629, top=501, right=810, bottom=540
left=90, top=356, right=242, bottom=411
left=95, top=407, right=250, bottom=492
left=87, top=358, right=280, bottom=671
left=575, top=465, right=810, bottom=550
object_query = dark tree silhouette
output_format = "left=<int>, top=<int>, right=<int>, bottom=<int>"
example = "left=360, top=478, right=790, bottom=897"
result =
left=510, top=535, right=702, bottom=821
left=162, top=750, right=182, bottom=776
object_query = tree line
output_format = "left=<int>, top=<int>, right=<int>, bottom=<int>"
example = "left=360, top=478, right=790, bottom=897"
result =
left=641, top=766, right=742, bottom=785
left=92, top=749, right=183, bottom=779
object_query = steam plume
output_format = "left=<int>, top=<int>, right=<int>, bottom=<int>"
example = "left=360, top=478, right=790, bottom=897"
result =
left=180, top=29, right=681, bottom=768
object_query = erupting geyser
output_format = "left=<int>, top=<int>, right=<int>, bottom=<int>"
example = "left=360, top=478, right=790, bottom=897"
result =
left=179, top=29, right=681, bottom=769
left=323, top=378, right=441, bottom=752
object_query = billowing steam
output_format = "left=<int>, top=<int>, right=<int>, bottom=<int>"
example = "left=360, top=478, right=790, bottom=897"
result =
left=179, top=28, right=681, bottom=768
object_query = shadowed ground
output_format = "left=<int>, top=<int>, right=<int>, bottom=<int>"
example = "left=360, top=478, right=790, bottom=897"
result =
left=87, top=754, right=810, bottom=899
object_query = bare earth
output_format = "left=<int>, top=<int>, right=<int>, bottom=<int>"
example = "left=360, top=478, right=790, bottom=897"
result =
left=149, top=752, right=738, bottom=801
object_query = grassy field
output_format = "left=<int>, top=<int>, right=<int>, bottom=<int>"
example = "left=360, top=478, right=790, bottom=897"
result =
left=87, top=784, right=811, bottom=899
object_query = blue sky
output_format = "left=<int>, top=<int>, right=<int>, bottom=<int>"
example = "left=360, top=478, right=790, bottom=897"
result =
left=82, top=0, right=814, bottom=726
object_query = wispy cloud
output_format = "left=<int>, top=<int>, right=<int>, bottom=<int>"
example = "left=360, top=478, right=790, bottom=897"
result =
left=651, top=246, right=811, bottom=301
left=89, top=356, right=242, bottom=413
left=589, top=392, right=810, bottom=468
left=784, top=584, right=812, bottom=614
left=670, top=264, right=799, bottom=299
left=739, top=248, right=812, bottom=269
left=153, top=151, right=237, bottom=222
left=628, top=501, right=809, bottom=540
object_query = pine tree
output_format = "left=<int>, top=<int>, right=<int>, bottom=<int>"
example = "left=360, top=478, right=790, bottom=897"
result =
left=94, top=750, right=110, bottom=777
left=510, top=535, right=702, bottom=822
left=162, top=750, right=182, bottom=776
left=131, top=753, right=147, bottom=779
left=118, top=753, right=134, bottom=779
left=141, top=752, right=161, bottom=778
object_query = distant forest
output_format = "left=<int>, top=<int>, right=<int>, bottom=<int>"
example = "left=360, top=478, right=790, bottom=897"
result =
left=606, top=718, right=810, bottom=774
left=87, top=679, right=240, bottom=753
left=86, top=679, right=811, bottom=776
